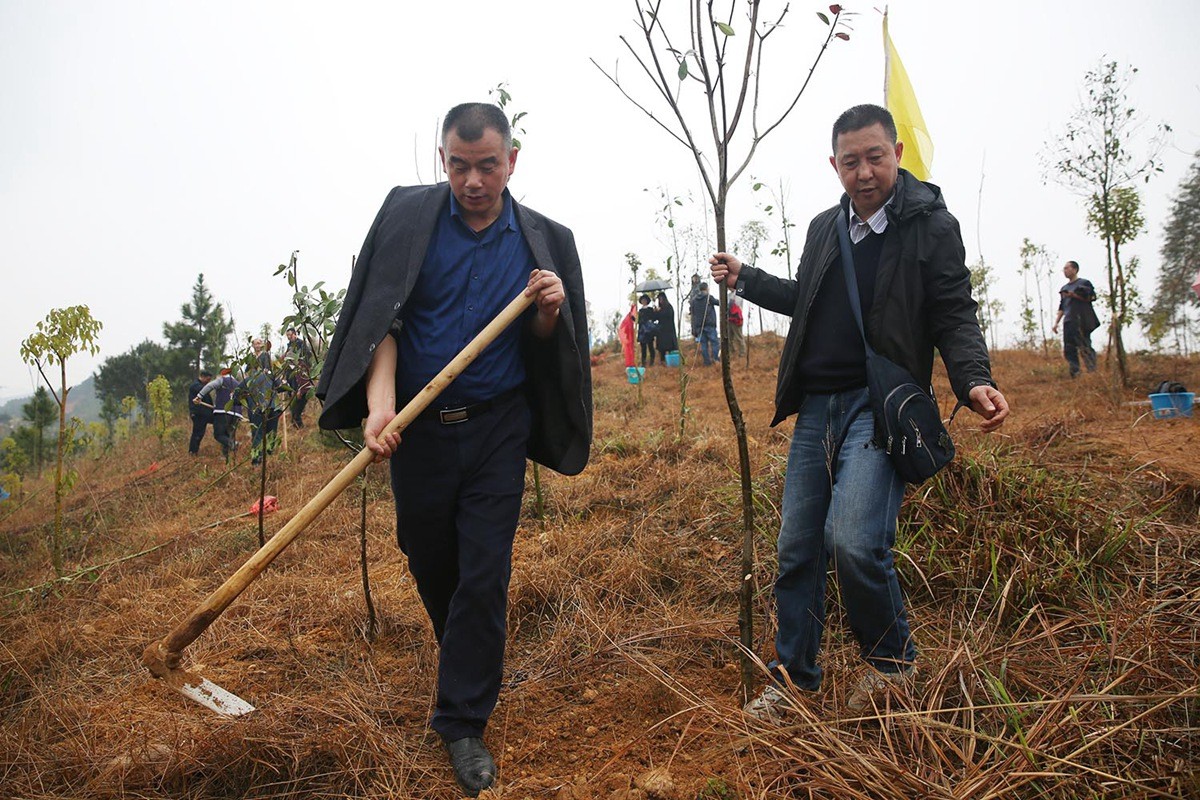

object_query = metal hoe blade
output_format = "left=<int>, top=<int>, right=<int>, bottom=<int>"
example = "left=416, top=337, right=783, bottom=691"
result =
left=166, top=668, right=256, bottom=717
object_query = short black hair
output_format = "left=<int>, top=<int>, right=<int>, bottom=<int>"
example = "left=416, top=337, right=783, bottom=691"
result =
left=639, top=294, right=650, bottom=304
left=200, top=369, right=213, bottom=378
left=831, top=104, right=898, bottom=154
left=442, top=103, right=512, bottom=150
left=1065, top=260, right=1080, bottom=272
left=699, top=281, right=709, bottom=291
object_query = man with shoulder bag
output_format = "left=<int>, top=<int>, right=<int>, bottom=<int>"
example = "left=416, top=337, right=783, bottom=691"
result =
left=710, top=104, right=1008, bottom=718
left=1051, top=260, right=1099, bottom=378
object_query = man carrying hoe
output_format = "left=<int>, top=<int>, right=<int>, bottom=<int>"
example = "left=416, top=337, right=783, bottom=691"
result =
left=317, top=103, right=591, bottom=796
left=710, top=104, right=1009, bottom=719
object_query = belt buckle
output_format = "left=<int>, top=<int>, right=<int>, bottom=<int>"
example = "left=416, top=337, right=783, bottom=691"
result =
left=439, top=406, right=469, bottom=425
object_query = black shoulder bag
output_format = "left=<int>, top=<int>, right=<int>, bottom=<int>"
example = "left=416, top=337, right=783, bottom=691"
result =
left=837, top=213, right=958, bottom=485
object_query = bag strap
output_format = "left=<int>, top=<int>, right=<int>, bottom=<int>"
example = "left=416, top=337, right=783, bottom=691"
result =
left=836, top=211, right=876, bottom=358
left=837, top=210, right=965, bottom=424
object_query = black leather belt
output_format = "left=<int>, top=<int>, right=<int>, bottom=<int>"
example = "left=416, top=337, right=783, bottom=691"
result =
left=419, top=387, right=521, bottom=425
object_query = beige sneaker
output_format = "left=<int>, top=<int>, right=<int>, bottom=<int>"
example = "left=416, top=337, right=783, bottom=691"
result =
left=743, top=684, right=790, bottom=722
left=845, top=666, right=916, bottom=714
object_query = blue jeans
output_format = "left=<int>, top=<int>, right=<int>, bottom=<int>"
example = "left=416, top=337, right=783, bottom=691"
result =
left=772, top=388, right=914, bottom=690
left=696, top=328, right=719, bottom=365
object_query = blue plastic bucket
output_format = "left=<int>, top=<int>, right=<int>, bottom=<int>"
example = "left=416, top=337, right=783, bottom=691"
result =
left=1149, top=392, right=1194, bottom=419
left=626, top=366, right=646, bottom=384
left=664, top=351, right=680, bottom=367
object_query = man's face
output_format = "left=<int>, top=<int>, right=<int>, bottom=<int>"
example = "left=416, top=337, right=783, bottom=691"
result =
left=1063, top=263, right=1078, bottom=280
left=286, top=330, right=297, bottom=342
left=252, top=339, right=263, bottom=353
left=830, top=122, right=903, bottom=219
left=440, top=126, right=517, bottom=228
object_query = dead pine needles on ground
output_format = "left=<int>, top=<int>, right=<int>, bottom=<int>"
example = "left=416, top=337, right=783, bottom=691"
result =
left=1, top=342, right=1197, bottom=799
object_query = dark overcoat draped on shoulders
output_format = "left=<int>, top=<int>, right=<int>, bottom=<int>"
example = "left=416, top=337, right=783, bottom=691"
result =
left=316, top=184, right=593, bottom=476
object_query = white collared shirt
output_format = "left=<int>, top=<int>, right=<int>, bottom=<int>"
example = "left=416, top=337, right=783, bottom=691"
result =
left=848, top=195, right=893, bottom=244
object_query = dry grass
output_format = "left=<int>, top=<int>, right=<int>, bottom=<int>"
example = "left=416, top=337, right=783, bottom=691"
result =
left=1, top=341, right=1197, bottom=798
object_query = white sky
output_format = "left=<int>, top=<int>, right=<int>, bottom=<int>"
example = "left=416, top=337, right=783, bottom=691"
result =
left=3, top=0, right=1198, bottom=401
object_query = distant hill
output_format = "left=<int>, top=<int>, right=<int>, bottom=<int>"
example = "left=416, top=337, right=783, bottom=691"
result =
left=0, top=375, right=100, bottom=436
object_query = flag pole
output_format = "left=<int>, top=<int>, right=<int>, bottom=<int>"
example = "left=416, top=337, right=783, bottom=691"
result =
left=882, top=7, right=891, bottom=104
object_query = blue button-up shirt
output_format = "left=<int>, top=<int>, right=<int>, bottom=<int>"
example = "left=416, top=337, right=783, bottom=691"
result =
left=396, top=189, right=534, bottom=405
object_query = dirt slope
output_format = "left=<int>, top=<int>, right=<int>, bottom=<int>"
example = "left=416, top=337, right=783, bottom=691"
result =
left=1, top=340, right=1196, bottom=799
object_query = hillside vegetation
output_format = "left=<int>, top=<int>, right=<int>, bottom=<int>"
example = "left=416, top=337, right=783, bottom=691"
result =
left=1, top=339, right=1197, bottom=799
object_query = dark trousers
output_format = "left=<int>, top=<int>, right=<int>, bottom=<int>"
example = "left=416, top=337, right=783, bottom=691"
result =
left=639, top=339, right=656, bottom=366
left=1063, top=319, right=1097, bottom=376
left=290, top=389, right=309, bottom=426
left=188, top=415, right=210, bottom=454
left=212, top=413, right=236, bottom=457
left=388, top=392, right=530, bottom=741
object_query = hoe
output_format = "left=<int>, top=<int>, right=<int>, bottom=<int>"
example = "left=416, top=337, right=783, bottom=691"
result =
left=142, top=290, right=537, bottom=715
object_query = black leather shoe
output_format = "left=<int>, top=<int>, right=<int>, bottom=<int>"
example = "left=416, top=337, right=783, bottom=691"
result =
left=445, top=736, right=495, bottom=796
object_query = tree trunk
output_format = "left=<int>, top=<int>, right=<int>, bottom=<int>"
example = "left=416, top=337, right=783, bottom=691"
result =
left=1112, top=242, right=1129, bottom=385
left=676, top=351, right=689, bottom=441
left=715, top=202, right=757, bottom=698
left=1103, top=233, right=1124, bottom=386
left=532, top=462, right=545, bottom=521
left=52, top=362, right=67, bottom=576
left=359, top=474, right=377, bottom=642
left=257, top=426, right=268, bottom=548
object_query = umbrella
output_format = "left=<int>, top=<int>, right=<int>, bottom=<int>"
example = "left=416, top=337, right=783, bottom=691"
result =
left=634, top=278, right=672, bottom=293
left=1192, top=267, right=1200, bottom=299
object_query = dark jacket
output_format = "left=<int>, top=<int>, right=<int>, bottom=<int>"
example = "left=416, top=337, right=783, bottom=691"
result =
left=636, top=306, right=658, bottom=343
left=655, top=299, right=678, bottom=352
left=316, top=184, right=592, bottom=476
left=188, top=379, right=212, bottom=422
left=737, top=169, right=994, bottom=426
left=690, top=292, right=718, bottom=337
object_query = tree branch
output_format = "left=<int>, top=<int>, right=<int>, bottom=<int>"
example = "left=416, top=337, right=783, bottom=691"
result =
left=591, top=57, right=692, bottom=151
left=757, top=8, right=841, bottom=143
left=33, top=358, right=62, bottom=407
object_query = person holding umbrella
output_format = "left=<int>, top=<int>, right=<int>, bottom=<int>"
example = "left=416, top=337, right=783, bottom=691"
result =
left=636, top=294, right=658, bottom=366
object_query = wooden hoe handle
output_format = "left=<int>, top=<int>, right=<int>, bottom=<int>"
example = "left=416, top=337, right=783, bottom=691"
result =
left=144, top=290, right=537, bottom=678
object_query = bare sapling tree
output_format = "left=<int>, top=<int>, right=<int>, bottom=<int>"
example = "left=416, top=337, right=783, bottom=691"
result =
left=625, top=251, right=647, bottom=404
left=734, top=219, right=767, bottom=366
left=969, top=259, right=1003, bottom=352
left=654, top=186, right=694, bottom=438
left=1044, top=59, right=1169, bottom=386
left=1019, top=238, right=1055, bottom=354
left=1088, top=184, right=1145, bottom=375
left=20, top=305, right=102, bottom=575
left=595, top=0, right=850, bottom=693
left=491, top=83, right=551, bottom=518
left=754, top=177, right=797, bottom=281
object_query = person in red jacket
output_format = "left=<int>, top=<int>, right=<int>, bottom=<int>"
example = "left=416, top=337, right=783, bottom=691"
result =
left=727, top=296, right=745, bottom=358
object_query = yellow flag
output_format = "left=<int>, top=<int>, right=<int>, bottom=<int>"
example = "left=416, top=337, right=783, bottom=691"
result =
left=883, top=12, right=933, bottom=181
